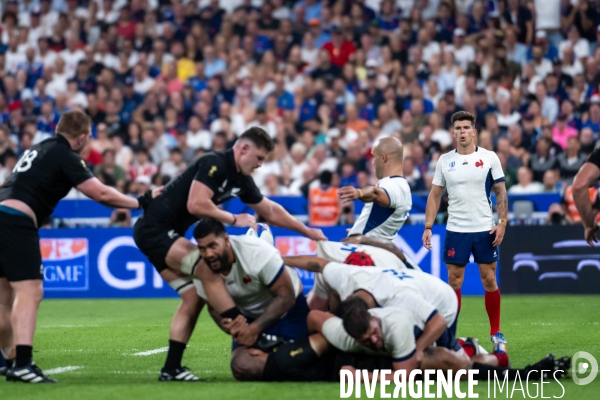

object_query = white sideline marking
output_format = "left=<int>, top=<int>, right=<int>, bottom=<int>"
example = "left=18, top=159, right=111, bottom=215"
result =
left=133, top=347, right=169, bottom=356
left=46, top=366, right=84, bottom=374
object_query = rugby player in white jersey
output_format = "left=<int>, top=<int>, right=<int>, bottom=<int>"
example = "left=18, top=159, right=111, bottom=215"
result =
left=304, top=298, right=570, bottom=381
left=283, top=255, right=463, bottom=359
left=192, top=219, right=308, bottom=351
left=423, top=111, right=509, bottom=345
left=338, top=137, right=412, bottom=241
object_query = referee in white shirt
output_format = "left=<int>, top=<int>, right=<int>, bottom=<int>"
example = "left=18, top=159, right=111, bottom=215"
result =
left=422, top=111, right=509, bottom=345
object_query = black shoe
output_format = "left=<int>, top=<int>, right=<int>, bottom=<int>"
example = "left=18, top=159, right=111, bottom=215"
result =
left=253, top=333, right=286, bottom=353
left=6, top=362, right=57, bottom=383
left=0, top=366, right=7, bottom=376
left=521, top=354, right=571, bottom=380
left=158, top=366, right=205, bottom=382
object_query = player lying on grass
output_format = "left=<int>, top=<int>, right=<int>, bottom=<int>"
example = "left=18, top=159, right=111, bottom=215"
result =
left=305, top=298, right=571, bottom=382
left=192, top=218, right=309, bottom=351
left=229, top=331, right=569, bottom=382
left=283, top=255, right=459, bottom=352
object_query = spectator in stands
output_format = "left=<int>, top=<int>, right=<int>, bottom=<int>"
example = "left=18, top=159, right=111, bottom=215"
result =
left=543, top=170, right=561, bottom=193
left=0, top=150, right=17, bottom=185
left=580, top=127, right=597, bottom=155
left=529, top=137, right=560, bottom=182
left=558, top=136, right=587, bottom=185
left=94, top=148, right=126, bottom=190
left=553, top=113, right=578, bottom=150
left=582, top=98, right=600, bottom=135
left=545, top=203, right=567, bottom=225
left=159, top=148, right=186, bottom=180
left=509, top=166, right=544, bottom=194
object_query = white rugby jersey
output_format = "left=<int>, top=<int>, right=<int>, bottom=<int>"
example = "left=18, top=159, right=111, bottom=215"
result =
left=348, top=176, right=412, bottom=240
left=316, top=240, right=410, bottom=269
left=193, top=235, right=302, bottom=319
left=314, top=263, right=457, bottom=327
left=432, top=147, right=505, bottom=232
left=322, top=306, right=432, bottom=362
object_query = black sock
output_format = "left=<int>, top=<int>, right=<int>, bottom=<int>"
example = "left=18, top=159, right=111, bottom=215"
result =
left=164, top=340, right=187, bottom=370
left=471, top=362, right=510, bottom=381
left=15, top=345, right=33, bottom=368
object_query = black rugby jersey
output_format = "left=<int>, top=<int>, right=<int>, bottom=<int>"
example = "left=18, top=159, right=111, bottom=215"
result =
left=142, top=149, right=263, bottom=233
left=0, top=134, right=94, bottom=226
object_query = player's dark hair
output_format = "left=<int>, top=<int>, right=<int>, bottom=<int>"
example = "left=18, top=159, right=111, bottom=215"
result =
left=336, top=297, right=372, bottom=339
left=451, top=111, right=476, bottom=128
left=56, top=111, right=92, bottom=139
left=239, top=127, right=274, bottom=152
left=194, top=218, right=227, bottom=239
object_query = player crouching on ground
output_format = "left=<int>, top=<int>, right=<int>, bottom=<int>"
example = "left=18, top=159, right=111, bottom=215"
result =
left=306, top=298, right=571, bottom=383
left=192, top=219, right=309, bottom=352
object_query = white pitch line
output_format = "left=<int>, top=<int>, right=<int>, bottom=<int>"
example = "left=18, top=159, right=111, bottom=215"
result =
left=133, top=347, right=169, bottom=356
left=45, top=366, right=84, bottom=374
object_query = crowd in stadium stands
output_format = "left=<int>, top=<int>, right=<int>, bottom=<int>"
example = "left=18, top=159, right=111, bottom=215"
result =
left=0, top=0, right=598, bottom=225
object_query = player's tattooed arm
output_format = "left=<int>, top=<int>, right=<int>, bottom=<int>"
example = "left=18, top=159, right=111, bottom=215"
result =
left=492, top=181, right=508, bottom=220
left=282, top=256, right=328, bottom=272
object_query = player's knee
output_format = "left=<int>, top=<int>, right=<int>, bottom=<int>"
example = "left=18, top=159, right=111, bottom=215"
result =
left=447, top=272, right=464, bottom=290
left=230, top=348, right=265, bottom=381
left=481, top=274, right=497, bottom=290
left=179, top=291, right=205, bottom=314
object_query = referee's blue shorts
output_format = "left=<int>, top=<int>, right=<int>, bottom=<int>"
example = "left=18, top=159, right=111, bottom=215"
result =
left=443, top=230, right=499, bottom=265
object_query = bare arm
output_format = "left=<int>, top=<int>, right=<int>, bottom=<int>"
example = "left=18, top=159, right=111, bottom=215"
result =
left=235, top=269, right=297, bottom=346
left=342, top=234, right=406, bottom=262
left=338, top=185, right=391, bottom=207
left=572, top=163, right=600, bottom=227
left=250, top=197, right=327, bottom=241
left=187, top=180, right=255, bottom=227
left=307, top=310, right=335, bottom=333
left=195, top=260, right=236, bottom=314
left=281, top=255, right=329, bottom=273
left=422, top=184, right=445, bottom=250
left=77, top=177, right=140, bottom=209
left=415, top=312, right=447, bottom=353
left=490, top=181, right=508, bottom=247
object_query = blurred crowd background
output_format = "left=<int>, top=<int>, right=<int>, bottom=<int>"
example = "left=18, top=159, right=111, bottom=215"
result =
left=0, top=0, right=599, bottom=226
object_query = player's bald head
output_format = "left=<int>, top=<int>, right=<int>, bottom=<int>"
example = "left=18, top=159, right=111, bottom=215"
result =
left=373, top=137, right=403, bottom=161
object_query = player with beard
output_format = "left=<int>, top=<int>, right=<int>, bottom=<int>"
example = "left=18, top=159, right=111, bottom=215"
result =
left=192, top=219, right=309, bottom=351
left=133, top=127, right=326, bottom=381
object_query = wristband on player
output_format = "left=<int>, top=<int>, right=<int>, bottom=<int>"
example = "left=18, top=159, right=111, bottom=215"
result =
left=137, top=190, right=153, bottom=209
left=424, top=224, right=433, bottom=230
left=356, top=188, right=364, bottom=199
left=231, top=213, right=237, bottom=225
left=498, top=218, right=508, bottom=225
left=220, top=307, right=243, bottom=320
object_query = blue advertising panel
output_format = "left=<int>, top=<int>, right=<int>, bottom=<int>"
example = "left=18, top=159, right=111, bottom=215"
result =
left=39, top=225, right=489, bottom=299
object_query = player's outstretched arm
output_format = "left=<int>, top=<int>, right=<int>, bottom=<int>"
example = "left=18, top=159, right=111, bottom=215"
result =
left=572, top=162, right=600, bottom=246
left=187, top=180, right=256, bottom=228
left=337, top=185, right=391, bottom=207
left=342, top=234, right=406, bottom=262
left=415, top=312, right=447, bottom=357
left=281, top=255, right=328, bottom=272
left=77, top=177, right=159, bottom=209
left=307, top=310, right=335, bottom=333
left=422, top=184, right=445, bottom=250
left=250, top=198, right=327, bottom=241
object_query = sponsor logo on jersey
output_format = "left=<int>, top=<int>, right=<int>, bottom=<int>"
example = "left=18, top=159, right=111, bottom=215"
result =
left=448, top=161, right=456, bottom=172
left=475, top=159, right=484, bottom=168
left=167, top=230, right=178, bottom=239
left=290, top=348, right=304, bottom=357
left=462, top=160, right=468, bottom=165
left=41, top=239, right=89, bottom=291
left=208, top=165, right=217, bottom=177
left=218, top=179, right=228, bottom=192
left=447, top=248, right=456, bottom=258
left=230, top=187, right=241, bottom=197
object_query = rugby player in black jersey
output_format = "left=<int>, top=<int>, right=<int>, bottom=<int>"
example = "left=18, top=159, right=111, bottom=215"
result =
left=572, top=147, right=600, bottom=246
left=133, top=127, right=327, bottom=381
left=0, top=111, right=160, bottom=383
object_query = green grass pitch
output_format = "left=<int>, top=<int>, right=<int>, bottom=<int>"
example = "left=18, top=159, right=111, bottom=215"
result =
left=2, top=296, right=599, bottom=400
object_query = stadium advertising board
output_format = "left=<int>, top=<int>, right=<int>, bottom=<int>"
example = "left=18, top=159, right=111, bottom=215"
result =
left=500, top=225, right=600, bottom=294
left=39, top=225, right=487, bottom=298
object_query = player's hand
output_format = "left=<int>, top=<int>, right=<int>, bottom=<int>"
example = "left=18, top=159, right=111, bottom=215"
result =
left=152, top=185, right=164, bottom=198
left=307, top=228, right=327, bottom=241
left=338, top=186, right=359, bottom=205
left=584, top=224, right=599, bottom=247
left=234, top=323, right=261, bottom=347
left=490, top=223, right=506, bottom=247
left=415, top=349, right=424, bottom=365
left=222, top=315, right=248, bottom=336
left=422, top=229, right=432, bottom=250
left=233, top=213, right=256, bottom=230
left=341, top=235, right=362, bottom=244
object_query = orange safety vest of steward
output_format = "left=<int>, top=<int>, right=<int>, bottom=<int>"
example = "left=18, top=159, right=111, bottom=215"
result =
left=309, top=186, right=340, bottom=226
